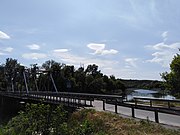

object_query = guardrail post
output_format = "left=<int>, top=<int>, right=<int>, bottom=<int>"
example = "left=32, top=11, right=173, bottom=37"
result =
left=132, top=106, right=135, bottom=118
left=150, top=100, right=152, bottom=107
left=135, top=98, right=137, bottom=105
left=168, top=101, right=170, bottom=109
left=103, top=99, right=105, bottom=110
left=115, top=99, right=118, bottom=114
left=155, top=110, right=159, bottom=123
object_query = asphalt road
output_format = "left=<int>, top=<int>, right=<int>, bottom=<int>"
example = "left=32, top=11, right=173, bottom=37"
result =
left=92, top=100, right=180, bottom=128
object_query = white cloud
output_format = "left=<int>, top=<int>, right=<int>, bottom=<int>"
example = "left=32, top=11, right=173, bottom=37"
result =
left=0, top=31, right=10, bottom=39
left=27, top=44, right=40, bottom=50
left=87, top=43, right=105, bottom=50
left=0, top=47, right=13, bottom=55
left=22, top=53, right=47, bottom=60
left=125, top=58, right=138, bottom=68
left=152, top=43, right=171, bottom=50
left=161, top=31, right=168, bottom=42
left=87, top=43, right=118, bottom=55
left=100, top=49, right=118, bottom=55
left=53, top=49, right=69, bottom=53
left=0, top=52, right=6, bottom=56
left=3, top=47, right=13, bottom=52
left=146, top=42, right=180, bottom=67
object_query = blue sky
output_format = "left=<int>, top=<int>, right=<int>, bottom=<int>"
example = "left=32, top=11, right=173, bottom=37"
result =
left=0, top=0, right=180, bottom=80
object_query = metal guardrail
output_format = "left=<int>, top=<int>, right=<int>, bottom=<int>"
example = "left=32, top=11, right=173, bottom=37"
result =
left=103, top=97, right=180, bottom=123
left=134, top=97, right=180, bottom=102
left=133, top=97, right=180, bottom=109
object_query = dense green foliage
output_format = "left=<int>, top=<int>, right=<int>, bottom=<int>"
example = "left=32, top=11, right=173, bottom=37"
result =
left=2, top=104, right=68, bottom=135
left=0, top=104, right=179, bottom=135
left=0, top=58, right=125, bottom=94
left=0, top=104, right=107, bottom=135
left=121, top=79, right=162, bottom=90
left=161, top=53, right=180, bottom=98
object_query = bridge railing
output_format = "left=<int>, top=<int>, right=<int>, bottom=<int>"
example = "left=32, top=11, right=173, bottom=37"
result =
left=0, top=91, right=124, bottom=107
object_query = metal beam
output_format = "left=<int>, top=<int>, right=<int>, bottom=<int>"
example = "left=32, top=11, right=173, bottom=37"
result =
left=50, top=73, right=58, bottom=93
left=23, top=71, right=29, bottom=93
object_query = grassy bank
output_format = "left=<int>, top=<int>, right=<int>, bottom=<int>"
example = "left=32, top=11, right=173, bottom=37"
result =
left=69, top=109, right=180, bottom=135
left=0, top=104, right=179, bottom=135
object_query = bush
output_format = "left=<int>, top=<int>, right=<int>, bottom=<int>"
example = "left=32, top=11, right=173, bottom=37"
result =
left=3, top=103, right=68, bottom=135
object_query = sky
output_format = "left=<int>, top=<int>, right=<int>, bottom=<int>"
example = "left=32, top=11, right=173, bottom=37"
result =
left=0, top=0, right=180, bottom=80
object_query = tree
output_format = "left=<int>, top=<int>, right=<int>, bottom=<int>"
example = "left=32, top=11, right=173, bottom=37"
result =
left=0, top=64, right=6, bottom=91
left=161, top=53, right=180, bottom=98
left=115, top=79, right=126, bottom=94
left=85, top=64, right=100, bottom=77
left=4, top=58, right=21, bottom=92
left=74, top=67, right=86, bottom=92
left=87, top=78, right=105, bottom=93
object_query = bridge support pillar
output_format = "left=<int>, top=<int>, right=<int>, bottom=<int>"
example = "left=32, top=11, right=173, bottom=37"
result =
left=155, top=110, right=159, bottom=123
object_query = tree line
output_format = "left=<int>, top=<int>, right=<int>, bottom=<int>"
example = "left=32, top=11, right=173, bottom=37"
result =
left=0, top=58, right=126, bottom=95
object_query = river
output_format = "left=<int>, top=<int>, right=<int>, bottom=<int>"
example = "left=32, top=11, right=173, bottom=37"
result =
left=126, top=89, right=176, bottom=101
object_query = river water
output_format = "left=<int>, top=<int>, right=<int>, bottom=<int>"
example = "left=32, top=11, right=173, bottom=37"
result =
left=126, top=89, right=176, bottom=101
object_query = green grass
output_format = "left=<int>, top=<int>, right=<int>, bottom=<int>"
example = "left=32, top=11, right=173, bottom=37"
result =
left=69, top=109, right=180, bottom=135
